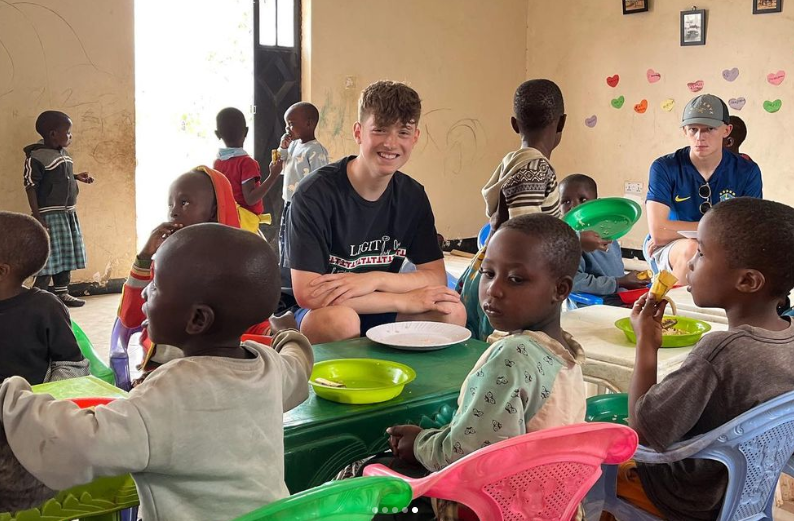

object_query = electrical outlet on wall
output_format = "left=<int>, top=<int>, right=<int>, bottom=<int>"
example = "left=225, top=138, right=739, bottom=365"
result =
left=624, top=182, right=644, bottom=194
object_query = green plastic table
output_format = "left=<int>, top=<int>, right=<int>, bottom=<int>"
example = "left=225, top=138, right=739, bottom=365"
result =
left=1, top=377, right=135, bottom=521
left=283, top=337, right=489, bottom=493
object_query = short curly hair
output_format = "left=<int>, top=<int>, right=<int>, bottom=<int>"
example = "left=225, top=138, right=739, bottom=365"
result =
left=513, top=79, right=564, bottom=132
left=709, top=197, right=794, bottom=299
left=35, top=111, right=71, bottom=139
left=500, top=213, right=581, bottom=280
left=0, top=212, right=50, bottom=280
left=358, top=81, right=422, bottom=127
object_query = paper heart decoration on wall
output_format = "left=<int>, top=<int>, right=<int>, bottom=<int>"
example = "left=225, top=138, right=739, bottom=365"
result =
left=646, top=69, right=662, bottom=83
left=687, top=80, right=704, bottom=92
left=606, top=75, right=620, bottom=88
left=585, top=115, right=598, bottom=128
left=722, top=68, right=739, bottom=82
left=661, top=99, right=675, bottom=112
left=611, top=96, right=625, bottom=109
left=767, top=71, right=786, bottom=86
left=763, top=99, right=782, bottom=113
left=728, top=97, right=746, bottom=111
left=634, top=99, right=648, bottom=113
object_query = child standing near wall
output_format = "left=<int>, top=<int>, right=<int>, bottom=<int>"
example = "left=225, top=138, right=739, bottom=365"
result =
left=723, top=115, right=753, bottom=162
left=24, top=111, right=94, bottom=308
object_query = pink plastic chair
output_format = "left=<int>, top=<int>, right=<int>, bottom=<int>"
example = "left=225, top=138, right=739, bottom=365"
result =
left=363, top=423, right=637, bottom=521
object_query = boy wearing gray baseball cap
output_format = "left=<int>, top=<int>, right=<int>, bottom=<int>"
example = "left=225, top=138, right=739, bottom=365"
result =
left=643, top=94, right=763, bottom=280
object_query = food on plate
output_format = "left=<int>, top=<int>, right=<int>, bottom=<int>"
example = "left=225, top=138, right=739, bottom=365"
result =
left=314, top=377, right=345, bottom=388
left=661, top=318, right=687, bottom=336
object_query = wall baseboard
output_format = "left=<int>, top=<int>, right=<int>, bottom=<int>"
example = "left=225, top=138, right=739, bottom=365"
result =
left=69, top=278, right=125, bottom=297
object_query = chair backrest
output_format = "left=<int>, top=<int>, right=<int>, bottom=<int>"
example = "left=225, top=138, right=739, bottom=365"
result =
left=477, top=223, right=490, bottom=250
left=71, top=321, right=115, bottom=385
left=694, top=389, right=794, bottom=520
left=415, top=423, right=636, bottom=521
left=231, top=477, right=412, bottom=521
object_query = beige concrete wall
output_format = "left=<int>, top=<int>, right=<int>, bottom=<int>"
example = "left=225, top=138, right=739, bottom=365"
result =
left=527, top=0, right=794, bottom=248
left=302, top=0, right=528, bottom=240
left=0, top=0, right=135, bottom=284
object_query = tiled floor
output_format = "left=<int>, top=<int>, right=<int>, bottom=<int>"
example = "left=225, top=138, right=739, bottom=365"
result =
left=69, top=293, right=120, bottom=363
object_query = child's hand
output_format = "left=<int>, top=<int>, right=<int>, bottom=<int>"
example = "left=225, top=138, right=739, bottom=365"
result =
left=75, top=172, right=94, bottom=183
left=269, top=311, right=298, bottom=334
left=580, top=231, right=611, bottom=253
left=139, top=222, right=183, bottom=260
left=618, top=271, right=648, bottom=290
left=386, top=424, right=422, bottom=464
left=630, top=293, right=667, bottom=349
left=280, top=132, right=292, bottom=149
left=269, top=159, right=284, bottom=177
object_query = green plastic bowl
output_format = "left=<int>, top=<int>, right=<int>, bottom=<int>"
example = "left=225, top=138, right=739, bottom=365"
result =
left=562, top=197, right=642, bottom=240
left=586, top=393, right=629, bottom=425
left=615, top=315, right=712, bottom=348
left=309, top=359, right=417, bottom=404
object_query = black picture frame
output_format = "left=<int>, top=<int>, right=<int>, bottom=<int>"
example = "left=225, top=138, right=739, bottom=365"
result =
left=753, top=0, right=782, bottom=14
left=680, top=9, right=706, bottom=46
left=623, top=0, right=649, bottom=14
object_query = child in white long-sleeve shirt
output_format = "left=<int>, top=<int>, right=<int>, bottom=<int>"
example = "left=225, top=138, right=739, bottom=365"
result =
left=0, top=224, right=314, bottom=521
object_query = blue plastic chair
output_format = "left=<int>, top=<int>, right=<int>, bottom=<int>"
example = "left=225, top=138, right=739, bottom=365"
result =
left=567, top=292, right=604, bottom=307
left=477, top=223, right=490, bottom=249
left=584, top=389, right=794, bottom=520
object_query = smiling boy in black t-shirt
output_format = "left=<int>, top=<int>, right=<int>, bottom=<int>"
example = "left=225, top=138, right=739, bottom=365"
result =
left=287, top=81, right=466, bottom=344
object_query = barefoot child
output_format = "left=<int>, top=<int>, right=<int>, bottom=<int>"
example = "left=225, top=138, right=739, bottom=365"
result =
left=0, top=224, right=313, bottom=520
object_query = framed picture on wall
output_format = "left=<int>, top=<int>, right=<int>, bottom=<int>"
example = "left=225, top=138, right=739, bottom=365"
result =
left=754, top=0, right=782, bottom=14
left=623, top=0, right=649, bottom=14
left=680, top=9, right=706, bottom=46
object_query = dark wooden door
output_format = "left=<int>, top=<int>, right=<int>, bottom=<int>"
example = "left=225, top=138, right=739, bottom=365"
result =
left=253, top=0, right=301, bottom=248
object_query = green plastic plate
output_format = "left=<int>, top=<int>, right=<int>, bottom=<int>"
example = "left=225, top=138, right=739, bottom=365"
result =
left=562, top=197, right=642, bottom=240
left=615, top=315, right=712, bottom=348
left=309, top=359, right=416, bottom=405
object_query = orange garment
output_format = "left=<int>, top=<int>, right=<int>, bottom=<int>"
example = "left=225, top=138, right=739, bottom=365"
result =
left=599, top=461, right=664, bottom=520
left=117, top=166, right=267, bottom=363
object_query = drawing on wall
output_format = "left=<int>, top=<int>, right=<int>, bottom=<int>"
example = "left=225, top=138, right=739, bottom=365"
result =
left=754, top=0, right=782, bottom=14
left=763, top=99, right=782, bottom=113
left=585, top=115, right=598, bottom=128
left=729, top=97, right=747, bottom=111
left=606, top=74, right=620, bottom=87
left=722, top=67, right=740, bottom=82
left=767, top=70, right=786, bottom=85
left=680, top=9, right=706, bottom=46
left=661, top=99, right=675, bottom=112
left=611, top=96, right=625, bottom=109
left=623, top=0, right=648, bottom=14
left=634, top=99, right=648, bottom=113
left=646, top=69, right=662, bottom=83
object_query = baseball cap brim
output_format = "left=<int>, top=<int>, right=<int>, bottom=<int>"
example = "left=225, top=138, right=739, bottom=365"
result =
left=680, top=117, right=728, bottom=128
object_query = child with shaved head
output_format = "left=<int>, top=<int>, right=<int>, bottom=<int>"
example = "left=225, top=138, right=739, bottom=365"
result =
left=0, top=224, right=313, bottom=520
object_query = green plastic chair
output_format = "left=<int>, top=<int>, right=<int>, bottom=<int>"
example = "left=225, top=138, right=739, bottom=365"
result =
left=232, top=477, right=413, bottom=521
left=71, top=321, right=115, bottom=386
left=0, top=474, right=138, bottom=521
left=585, top=393, right=629, bottom=425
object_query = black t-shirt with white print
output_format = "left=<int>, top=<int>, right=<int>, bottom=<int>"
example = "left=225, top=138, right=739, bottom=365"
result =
left=288, top=156, right=443, bottom=275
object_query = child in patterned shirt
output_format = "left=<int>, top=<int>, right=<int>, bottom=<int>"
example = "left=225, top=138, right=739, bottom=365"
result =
left=382, top=213, right=587, bottom=521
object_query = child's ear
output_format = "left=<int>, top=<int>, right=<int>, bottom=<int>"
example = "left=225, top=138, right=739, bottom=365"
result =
left=0, top=263, right=10, bottom=280
left=510, top=116, right=520, bottom=135
left=554, top=276, right=573, bottom=303
left=725, top=136, right=735, bottom=148
left=186, top=304, right=215, bottom=335
left=243, top=127, right=249, bottom=139
left=736, top=269, right=765, bottom=294
left=556, top=114, right=567, bottom=134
